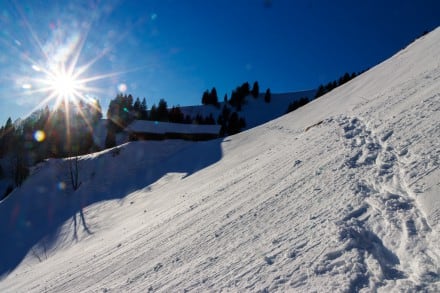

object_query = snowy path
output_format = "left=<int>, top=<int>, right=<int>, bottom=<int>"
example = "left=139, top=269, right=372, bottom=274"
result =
left=335, top=115, right=439, bottom=291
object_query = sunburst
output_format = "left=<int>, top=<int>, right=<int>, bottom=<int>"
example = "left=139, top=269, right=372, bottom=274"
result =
left=49, top=70, right=78, bottom=100
left=25, top=30, right=106, bottom=113
left=17, top=22, right=126, bottom=137
left=7, top=1, right=149, bottom=151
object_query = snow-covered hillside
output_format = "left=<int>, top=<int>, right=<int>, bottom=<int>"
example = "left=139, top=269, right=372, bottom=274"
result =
left=1, top=28, right=439, bottom=292
left=180, top=90, right=315, bottom=129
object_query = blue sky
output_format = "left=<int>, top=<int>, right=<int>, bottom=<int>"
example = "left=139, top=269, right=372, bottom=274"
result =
left=0, top=0, right=439, bottom=124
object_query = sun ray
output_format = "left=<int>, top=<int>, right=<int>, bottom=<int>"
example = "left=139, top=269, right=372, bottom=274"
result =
left=12, top=1, right=50, bottom=64
left=76, top=66, right=150, bottom=84
left=70, top=94, right=95, bottom=134
left=7, top=0, right=156, bottom=157
left=71, top=19, right=139, bottom=79
left=67, top=23, right=93, bottom=78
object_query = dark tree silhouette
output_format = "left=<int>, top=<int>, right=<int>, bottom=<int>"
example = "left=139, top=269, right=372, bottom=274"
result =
left=105, top=125, right=116, bottom=148
left=140, top=98, right=148, bottom=120
left=251, top=81, right=259, bottom=98
left=168, top=106, right=184, bottom=123
left=202, top=90, right=209, bottom=105
left=210, top=87, right=219, bottom=106
left=315, top=71, right=360, bottom=98
left=202, top=88, right=219, bottom=106
left=107, top=93, right=134, bottom=131
left=264, top=88, right=271, bottom=103
left=286, top=97, right=309, bottom=114
left=133, top=97, right=141, bottom=119
left=157, top=99, right=169, bottom=121
left=149, top=104, right=158, bottom=121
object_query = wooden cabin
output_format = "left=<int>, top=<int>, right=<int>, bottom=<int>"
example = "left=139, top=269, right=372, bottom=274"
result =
left=125, top=120, right=221, bottom=141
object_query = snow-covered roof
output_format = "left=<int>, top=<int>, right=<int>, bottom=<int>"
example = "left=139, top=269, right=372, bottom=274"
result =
left=126, top=120, right=221, bottom=135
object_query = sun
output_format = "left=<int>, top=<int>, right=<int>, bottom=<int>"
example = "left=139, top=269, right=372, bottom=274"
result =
left=50, top=71, right=78, bottom=99
left=13, top=3, right=144, bottom=123
left=34, top=63, right=88, bottom=108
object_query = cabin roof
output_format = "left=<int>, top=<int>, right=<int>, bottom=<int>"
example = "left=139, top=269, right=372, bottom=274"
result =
left=126, top=120, right=221, bottom=135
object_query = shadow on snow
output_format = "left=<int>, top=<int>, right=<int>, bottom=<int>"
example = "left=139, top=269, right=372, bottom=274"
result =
left=0, top=138, right=223, bottom=278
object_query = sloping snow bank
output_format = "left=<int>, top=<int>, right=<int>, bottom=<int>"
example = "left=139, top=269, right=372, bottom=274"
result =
left=0, top=28, right=439, bottom=292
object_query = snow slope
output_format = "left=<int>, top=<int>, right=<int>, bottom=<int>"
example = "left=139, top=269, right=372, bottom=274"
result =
left=180, top=90, right=316, bottom=129
left=1, top=28, right=439, bottom=292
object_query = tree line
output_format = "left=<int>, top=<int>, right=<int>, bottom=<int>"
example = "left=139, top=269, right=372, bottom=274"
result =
left=104, top=80, right=272, bottom=147
left=0, top=69, right=362, bottom=198
left=0, top=99, right=102, bottom=199
left=104, top=94, right=220, bottom=147
left=314, top=71, right=362, bottom=98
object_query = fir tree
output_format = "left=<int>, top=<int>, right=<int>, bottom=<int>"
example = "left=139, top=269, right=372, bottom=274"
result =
left=149, top=104, right=158, bottom=121
left=202, top=90, right=209, bottom=105
left=264, top=88, right=271, bottom=103
left=251, top=81, right=259, bottom=98
left=140, top=98, right=148, bottom=120
left=105, top=124, right=116, bottom=148
left=157, top=99, right=168, bottom=121
left=210, top=87, right=219, bottom=106
left=133, top=97, right=141, bottom=119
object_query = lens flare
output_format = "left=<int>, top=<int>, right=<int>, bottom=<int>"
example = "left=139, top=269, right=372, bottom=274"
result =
left=57, top=182, right=66, bottom=190
left=118, top=83, right=127, bottom=92
left=9, top=1, right=148, bottom=143
left=33, top=130, right=46, bottom=142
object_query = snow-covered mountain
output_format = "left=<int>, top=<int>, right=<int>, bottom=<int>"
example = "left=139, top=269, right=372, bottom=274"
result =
left=1, top=28, right=439, bottom=292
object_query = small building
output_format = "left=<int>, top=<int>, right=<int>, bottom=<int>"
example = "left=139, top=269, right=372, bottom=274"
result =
left=125, top=120, right=221, bottom=141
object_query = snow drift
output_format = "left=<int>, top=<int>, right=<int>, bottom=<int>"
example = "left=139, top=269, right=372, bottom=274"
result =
left=1, top=28, right=439, bottom=292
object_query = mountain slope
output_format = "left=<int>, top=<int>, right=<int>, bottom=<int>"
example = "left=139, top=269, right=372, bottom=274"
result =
left=1, top=28, right=439, bottom=292
left=180, top=89, right=316, bottom=129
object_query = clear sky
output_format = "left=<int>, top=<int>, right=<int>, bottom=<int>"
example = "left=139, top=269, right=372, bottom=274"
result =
left=0, top=0, right=439, bottom=124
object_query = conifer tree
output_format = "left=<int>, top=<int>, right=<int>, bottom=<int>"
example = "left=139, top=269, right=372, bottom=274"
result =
left=315, top=84, right=325, bottom=98
left=105, top=126, right=116, bottom=148
left=149, top=104, right=158, bottom=121
left=241, top=82, right=250, bottom=97
left=251, top=81, right=259, bottom=98
left=133, top=97, right=141, bottom=118
left=157, top=99, right=168, bottom=121
left=202, top=90, right=209, bottom=105
left=140, top=98, right=148, bottom=120
left=264, top=88, right=271, bottom=103
left=210, top=87, right=219, bottom=106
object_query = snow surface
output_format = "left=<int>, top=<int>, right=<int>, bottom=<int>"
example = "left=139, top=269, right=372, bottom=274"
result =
left=1, top=28, right=439, bottom=292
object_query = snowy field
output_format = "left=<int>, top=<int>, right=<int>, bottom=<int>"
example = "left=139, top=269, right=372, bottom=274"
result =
left=0, top=28, right=439, bottom=292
